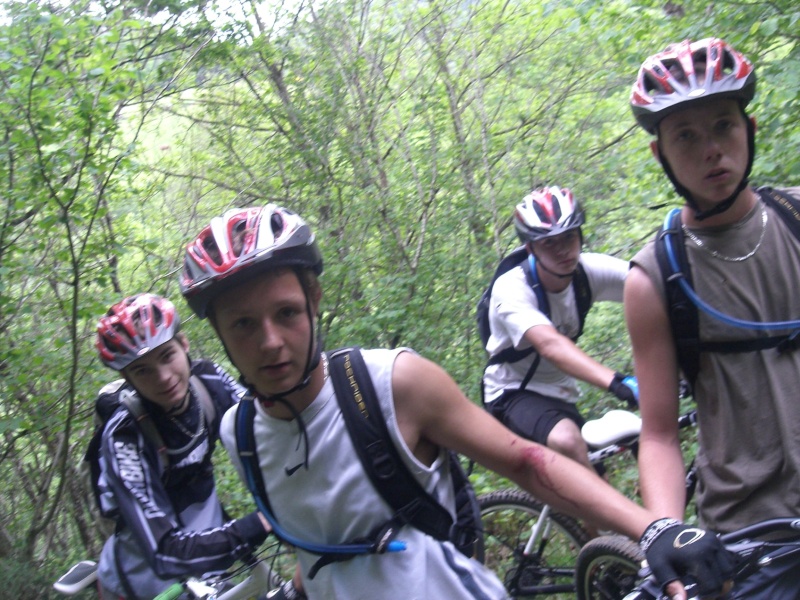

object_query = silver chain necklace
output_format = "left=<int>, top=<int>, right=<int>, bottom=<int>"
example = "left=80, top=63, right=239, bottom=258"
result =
left=169, top=393, right=205, bottom=440
left=682, top=207, right=768, bottom=262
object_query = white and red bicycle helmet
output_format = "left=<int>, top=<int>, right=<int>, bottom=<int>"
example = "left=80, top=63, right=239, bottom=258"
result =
left=631, top=37, right=756, bottom=134
left=180, top=205, right=323, bottom=319
left=96, top=294, right=180, bottom=370
left=514, top=186, right=585, bottom=244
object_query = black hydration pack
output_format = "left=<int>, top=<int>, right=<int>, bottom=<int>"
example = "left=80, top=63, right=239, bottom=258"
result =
left=234, top=347, right=483, bottom=578
left=475, top=246, right=592, bottom=397
left=654, top=186, right=800, bottom=391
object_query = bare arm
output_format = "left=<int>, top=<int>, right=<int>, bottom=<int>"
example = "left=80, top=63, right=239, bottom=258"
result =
left=392, top=351, right=653, bottom=540
left=624, top=265, right=686, bottom=520
left=525, top=324, right=617, bottom=390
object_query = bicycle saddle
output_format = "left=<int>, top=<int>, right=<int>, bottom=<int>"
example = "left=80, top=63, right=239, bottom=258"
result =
left=53, top=560, right=98, bottom=595
left=581, top=410, right=642, bottom=448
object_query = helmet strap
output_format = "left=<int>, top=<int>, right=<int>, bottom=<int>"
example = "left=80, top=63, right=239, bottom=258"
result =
left=243, top=268, right=323, bottom=405
left=657, top=106, right=755, bottom=222
left=530, top=253, right=575, bottom=280
left=529, top=242, right=578, bottom=280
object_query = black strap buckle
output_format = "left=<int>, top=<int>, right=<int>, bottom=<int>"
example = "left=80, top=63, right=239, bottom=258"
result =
left=777, top=329, right=800, bottom=354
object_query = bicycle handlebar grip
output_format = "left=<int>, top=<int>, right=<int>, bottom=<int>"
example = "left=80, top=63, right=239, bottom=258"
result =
left=152, top=582, right=185, bottom=600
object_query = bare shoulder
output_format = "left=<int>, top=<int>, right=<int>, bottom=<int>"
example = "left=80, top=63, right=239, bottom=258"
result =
left=624, top=266, right=667, bottom=320
left=390, top=350, right=474, bottom=462
left=391, top=352, right=481, bottom=430
left=391, top=351, right=461, bottom=410
left=624, top=264, right=658, bottom=299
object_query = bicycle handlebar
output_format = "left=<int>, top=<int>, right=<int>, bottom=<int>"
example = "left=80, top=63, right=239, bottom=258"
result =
left=719, top=517, right=800, bottom=544
left=626, top=517, right=800, bottom=600
left=153, top=582, right=184, bottom=600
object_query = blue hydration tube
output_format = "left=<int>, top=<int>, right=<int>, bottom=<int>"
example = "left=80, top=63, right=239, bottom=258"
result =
left=662, top=208, right=800, bottom=331
left=236, top=400, right=407, bottom=557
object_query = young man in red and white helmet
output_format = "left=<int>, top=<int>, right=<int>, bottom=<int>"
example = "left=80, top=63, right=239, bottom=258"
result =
left=625, top=38, right=800, bottom=598
left=180, top=203, right=732, bottom=599
left=93, top=293, right=269, bottom=599
left=483, top=186, right=637, bottom=482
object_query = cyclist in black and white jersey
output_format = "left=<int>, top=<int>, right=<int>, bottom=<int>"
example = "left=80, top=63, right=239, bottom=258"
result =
left=94, top=294, right=270, bottom=599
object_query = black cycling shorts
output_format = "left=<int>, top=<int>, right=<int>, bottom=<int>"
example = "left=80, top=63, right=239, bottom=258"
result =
left=488, top=389, right=584, bottom=445
left=487, top=389, right=605, bottom=477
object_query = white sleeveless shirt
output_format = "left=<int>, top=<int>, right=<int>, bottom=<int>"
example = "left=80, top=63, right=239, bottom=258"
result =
left=221, top=348, right=508, bottom=599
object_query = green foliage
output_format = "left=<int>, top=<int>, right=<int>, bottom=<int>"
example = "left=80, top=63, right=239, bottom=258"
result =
left=1, top=0, right=798, bottom=591
left=0, top=555, right=55, bottom=599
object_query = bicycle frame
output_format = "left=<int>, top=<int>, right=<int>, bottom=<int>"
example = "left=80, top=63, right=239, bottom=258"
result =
left=517, top=503, right=578, bottom=594
left=215, top=560, right=274, bottom=600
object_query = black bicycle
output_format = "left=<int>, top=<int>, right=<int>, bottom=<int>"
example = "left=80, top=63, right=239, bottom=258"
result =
left=587, top=517, right=800, bottom=600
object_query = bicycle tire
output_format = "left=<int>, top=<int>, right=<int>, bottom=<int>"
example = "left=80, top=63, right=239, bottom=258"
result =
left=479, top=489, right=591, bottom=598
left=575, top=534, right=645, bottom=600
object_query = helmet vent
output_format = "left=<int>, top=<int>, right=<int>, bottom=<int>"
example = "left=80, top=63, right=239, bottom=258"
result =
left=721, top=52, right=735, bottom=76
left=150, top=305, right=164, bottom=327
left=270, top=213, right=284, bottom=237
left=203, top=236, right=223, bottom=265
left=231, top=219, right=248, bottom=256
left=533, top=203, right=550, bottom=223
left=105, top=329, right=125, bottom=352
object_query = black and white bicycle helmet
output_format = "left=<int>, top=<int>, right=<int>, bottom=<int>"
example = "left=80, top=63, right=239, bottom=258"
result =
left=180, top=205, right=323, bottom=319
left=514, top=186, right=585, bottom=244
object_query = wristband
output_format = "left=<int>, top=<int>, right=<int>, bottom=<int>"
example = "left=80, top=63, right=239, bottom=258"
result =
left=639, top=517, right=681, bottom=553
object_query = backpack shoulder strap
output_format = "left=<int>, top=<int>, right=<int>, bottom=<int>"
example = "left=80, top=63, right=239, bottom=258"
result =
left=486, top=256, right=541, bottom=366
left=327, top=347, right=454, bottom=543
left=234, top=398, right=275, bottom=517
left=572, top=262, right=592, bottom=338
left=759, top=186, right=800, bottom=239
left=485, top=256, right=538, bottom=367
left=189, top=374, right=216, bottom=427
left=655, top=198, right=800, bottom=391
left=655, top=209, right=702, bottom=389
left=517, top=256, right=592, bottom=386
left=527, top=256, right=592, bottom=340
left=522, top=254, right=545, bottom=312
left=118, top=389, right=169, bottom=477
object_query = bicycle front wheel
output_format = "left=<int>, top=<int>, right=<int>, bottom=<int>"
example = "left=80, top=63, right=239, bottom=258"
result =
left=575, top=535, right=644, bottom=600
left=479, top=489, right=590, bottom=598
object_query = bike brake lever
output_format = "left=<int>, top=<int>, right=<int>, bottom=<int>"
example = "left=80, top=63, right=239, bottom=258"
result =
left=725, top=538, right=769, bottom=580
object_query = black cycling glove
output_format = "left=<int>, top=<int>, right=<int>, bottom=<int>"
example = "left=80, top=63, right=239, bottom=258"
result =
left=640, top=518, right=736, bottom=597
left=608, top=372, right=639, bottom=407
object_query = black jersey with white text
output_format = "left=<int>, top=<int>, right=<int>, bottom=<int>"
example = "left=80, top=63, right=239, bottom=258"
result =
left=96, top=360, right=267, bottom=599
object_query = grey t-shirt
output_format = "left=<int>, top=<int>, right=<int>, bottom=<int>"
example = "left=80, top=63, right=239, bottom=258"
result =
left=632, top=187, right=800, bottom=533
